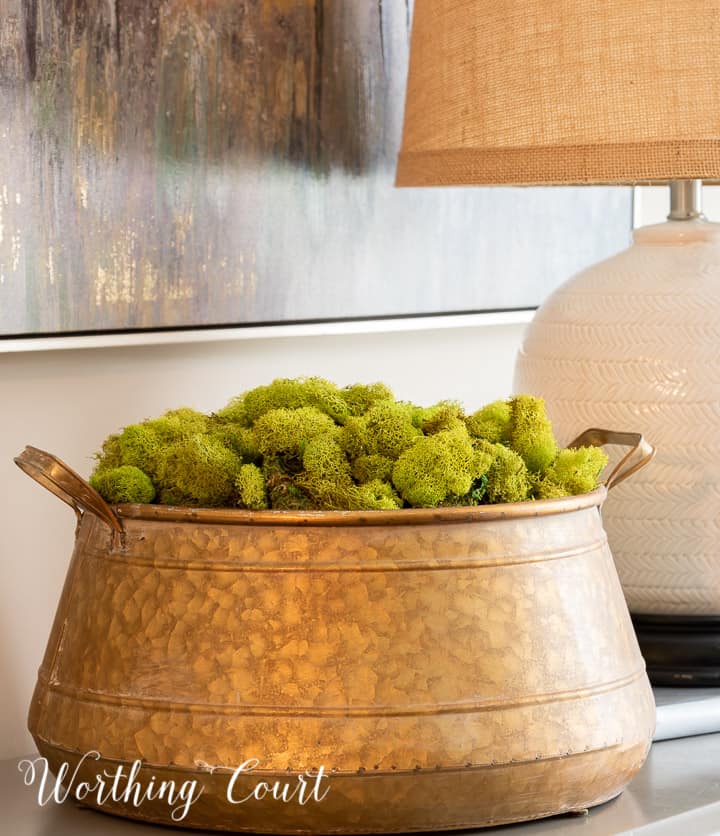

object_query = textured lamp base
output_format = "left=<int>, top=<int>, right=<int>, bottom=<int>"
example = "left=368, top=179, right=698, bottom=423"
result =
left=632, top=614, right=720, bottom=686
left=515, top=217, right=720, bottom=616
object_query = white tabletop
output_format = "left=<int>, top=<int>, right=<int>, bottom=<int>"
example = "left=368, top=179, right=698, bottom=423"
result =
left=3, top=735, right=720, bottom=836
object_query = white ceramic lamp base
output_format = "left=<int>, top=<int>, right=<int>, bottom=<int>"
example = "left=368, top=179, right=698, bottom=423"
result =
left=515, top=219, right=720, bottom=616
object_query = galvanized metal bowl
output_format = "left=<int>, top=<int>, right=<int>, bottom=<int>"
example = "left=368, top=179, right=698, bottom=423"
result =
left=15, top=429, right=655, bottom=833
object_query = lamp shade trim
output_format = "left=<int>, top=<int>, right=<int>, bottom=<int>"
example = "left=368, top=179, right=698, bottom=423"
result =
left=396, top=142, right=720, bottom=188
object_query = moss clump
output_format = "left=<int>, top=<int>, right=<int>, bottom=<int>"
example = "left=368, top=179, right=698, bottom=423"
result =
left=352, top=454, right=394, bottom=484
left=483, top=443, right=531, bottom=504
left=337, top=402, right=422, bottom=461
left=419, top=401, right=466, bottom=435
left=90, top=377, right=608, bottom=511
left=157, top=408, right=210, bottom=435
left=253, top=406, right=334, bottom=455
left=103, top=408, right=209, bottom=477
left=93, top=433, right=123, bottom=471
left=338, top=416, right=369, bottom=460
left=155, top=435, right=240, bottom=507
left=508, top=395, right=558, bottom=473
left=356, top=480, right=402, bottom=510
left=233, top=377, right=351, bottom=425
left=113, top=423, right=163, bottom=472
left=466, top=400, right=511, bottom=444
left=529, top=473, right=568, bottom=500
left=236, top=464, right=269, bottom=510
left=296, top=433, right=357, bottom=510
left=392, top=426, right=491, bottom=507
left=363, top=400, right=422, bottom=459
left=214, top=395, right=250, bottom=427
left=341, top=382, right=394, bottom=416
left=209, top=423, right=260, bottom=463
left=538, top=446, right=609, bottom=497
left=89, top=466, right=155, bottom=504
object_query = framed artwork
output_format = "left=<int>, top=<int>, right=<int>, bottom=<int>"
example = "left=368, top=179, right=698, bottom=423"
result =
left=0, top=1, right=632, bottom=343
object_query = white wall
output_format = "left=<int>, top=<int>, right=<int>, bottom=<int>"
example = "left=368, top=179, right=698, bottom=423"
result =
left=0, top=321, right=524, bottom=759
left=634, top=183, right=720, bottom=224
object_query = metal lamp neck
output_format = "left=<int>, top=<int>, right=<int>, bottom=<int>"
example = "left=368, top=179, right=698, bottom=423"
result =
left=668, top=180, right=704, bottom=221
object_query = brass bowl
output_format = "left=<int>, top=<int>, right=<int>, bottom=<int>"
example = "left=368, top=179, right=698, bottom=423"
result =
left=15, top=430, right=655, bottom=833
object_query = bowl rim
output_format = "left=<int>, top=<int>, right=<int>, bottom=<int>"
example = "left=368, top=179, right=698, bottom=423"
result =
left=113, top=486, right=607, bottom=527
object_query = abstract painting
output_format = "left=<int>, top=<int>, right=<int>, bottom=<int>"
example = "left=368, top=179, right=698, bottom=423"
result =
left=0, top=0, right=632, bottom=339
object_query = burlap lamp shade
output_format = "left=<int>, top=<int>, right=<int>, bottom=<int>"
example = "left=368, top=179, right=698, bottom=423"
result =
left=397, top=0, right=720, bottom=186
left=398, top=0, right=720, bottom=684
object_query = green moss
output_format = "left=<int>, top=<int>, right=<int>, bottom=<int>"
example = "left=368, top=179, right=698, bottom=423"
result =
left=90, top=466, right=156, bottom=504
left=235, top=464, right=269, bottom=510
left=113, top=424, right=163, bottom=472
left=155, top=408, right=209, bottom=436
left=419, top=401, right=466, bottom=435
left=155, top=435, right=241, bottom=507
left=466, top=400, right=511, bottom=444
left=392, top=426, right=491, bottom=507
left=483, top=443, right=531, bottom=504
left=352, top=454, right=394, bottom=484
left=296, top=433, right=357, bottom=510
left=90, top=381, right=598, bottom=511
left=356, top=480, right=403, bottom=510
left=253, top=407, right=337, bottom=459
left=94, top=408, right=210, bottom=478
left=338, top=416, right=369, bottom=460
left=93, top=433, right=123, bottom=472
left=364, top=400, right=422, bottom=459
left=338, top=402, right=421, bottom=461
left=209, top=422, right=260, bottom=463
left=214, top=395, right=250, bottom=427
left=340, top=382, right=394, bottom=416
left=530, top=474, right=570, bottom=500
left=472, top=441, right=497, bottom=482
left=540, top=446, right=609, bottom=496
left=508, top=395, right=558, bottom=473
left=236, top=377, right=351, bottom=425
left=296, top=435, right=401, bottom=511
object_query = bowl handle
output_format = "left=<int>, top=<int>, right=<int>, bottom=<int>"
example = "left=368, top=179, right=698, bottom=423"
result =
left=567, top=429, right=656, bottom=491
left=14, top=446, right=124, bottom=536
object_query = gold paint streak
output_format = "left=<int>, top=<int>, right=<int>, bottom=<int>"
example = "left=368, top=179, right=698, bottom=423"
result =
left=232, top=268, right=245, bottom=295
left=75, top=173, right=89, bottom=209
left=94, top=229, right=139, bottom=306
left=0, top=182, right=7, bottom=245
left=71, top=39, right=118, bottom=157
left=173, top=208, right=194, bottom=258
left=141, top=259, right=158, bottom=302
left=47, top=247, right=55, bottom=285
left=11, top=232, right=20, bottom=271
left=166, top=279, right=195, bottom=301
left=95, top=266, right=107, bottom=306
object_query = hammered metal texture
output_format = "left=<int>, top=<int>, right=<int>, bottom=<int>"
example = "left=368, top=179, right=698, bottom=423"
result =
left=27, top=493, right=654, bottom=832
left=516, top=220, right=720, bottom=615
